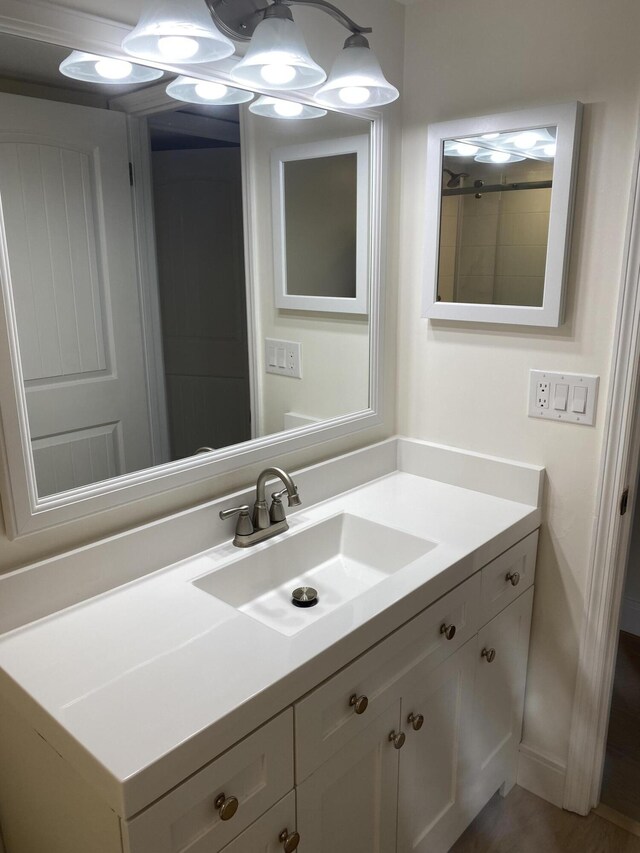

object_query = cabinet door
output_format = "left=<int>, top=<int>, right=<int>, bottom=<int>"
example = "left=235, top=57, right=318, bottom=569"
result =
left=219, top=791, right=297, bottom=853
left=471, top=586, right=534, bottom=807
left=296, top=702, right=401, bottom=853
left=396, top=641, right=476, bottom=853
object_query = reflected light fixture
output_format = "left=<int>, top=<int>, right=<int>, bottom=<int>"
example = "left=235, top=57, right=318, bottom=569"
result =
left=122, top=0, right=235, bottom=64
left=59, top=51, right=164, bottom=84
left=167, top=76, right=254, bottom=104
left=249, top=95, right=326, bottom=119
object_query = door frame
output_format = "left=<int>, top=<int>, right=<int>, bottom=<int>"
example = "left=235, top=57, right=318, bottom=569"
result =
left=563, top=113, right=640, bottom=814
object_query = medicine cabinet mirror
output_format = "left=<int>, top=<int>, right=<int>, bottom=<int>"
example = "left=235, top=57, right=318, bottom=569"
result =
left=423, top=102, right=582, bottom=326
left=0, top=21, right=386, bottom=537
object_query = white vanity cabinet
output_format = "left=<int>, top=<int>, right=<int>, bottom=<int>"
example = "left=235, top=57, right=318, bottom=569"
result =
left=293, top=530, right=537, bottom=853
left=0, top=531, right=538, bottom=853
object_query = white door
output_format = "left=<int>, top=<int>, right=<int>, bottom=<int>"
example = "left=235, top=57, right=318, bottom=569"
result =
left=296, top=701, right=400, bottom=853
left=396, top=641, right=476, bottom=853
left=152, top=147, right=251, bottom=459
left=0, top=92, right=154, bottom=497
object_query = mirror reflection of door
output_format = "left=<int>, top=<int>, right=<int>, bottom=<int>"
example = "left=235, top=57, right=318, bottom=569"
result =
left=0, top=91, right=155, bottom=497
left=149, top=115, right=251, bottom=460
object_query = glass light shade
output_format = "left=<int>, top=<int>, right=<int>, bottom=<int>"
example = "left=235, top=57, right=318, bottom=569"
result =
left=249, top=95, right=326, bottom=120
left=59, top=51, right=164, bottom=84
left=314, top=41, right=399, bottom=109
left=122, top=0, right=235, bottom=64
left=445, top=141, right=479, bottom=157
left=166, top=76, right=254, bottom=105
left=231, top=17, right=326, bottom=91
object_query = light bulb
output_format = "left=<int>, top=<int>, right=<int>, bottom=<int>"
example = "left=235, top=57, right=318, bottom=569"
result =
left=157, top=36, right=199, bottom=60
left=512, top=132, right=539, bottom=150
left=261, top=64, right=297, bottom=85
left=274, top=100, right=303, bottom=117
left=490, top=151, right=511, bottom=163
left=543, top=143, right=557, bottom=157
left=194, top=81, right=228, bottom=100
left=95, top=58, right=134, bottom=80
left=339, top=86, right=371, bottom=105
left=481, top=132, right=500, bottom=139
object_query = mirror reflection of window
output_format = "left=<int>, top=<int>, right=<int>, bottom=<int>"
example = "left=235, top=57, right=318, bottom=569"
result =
left=437, top=127, right=556, bottom=307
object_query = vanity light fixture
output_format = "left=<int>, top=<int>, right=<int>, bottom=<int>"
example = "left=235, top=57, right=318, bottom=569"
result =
left=249, top=94, right=326, bottom=119
left=122, top=0, right=235, bottom=64
left=59, top=51, right=164, bottom=84
left=167, top=76, right=254, bottom=104
left=474, top=150, right=526, bottom=163
left=445, top=141, right=480, bottom=157
left=209, top=0, right=398, bottom=108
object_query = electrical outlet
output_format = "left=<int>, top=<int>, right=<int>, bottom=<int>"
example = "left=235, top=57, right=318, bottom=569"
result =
left=537, top=381, right=550, bottom=409
left=265, top=338, right=302, bottom=379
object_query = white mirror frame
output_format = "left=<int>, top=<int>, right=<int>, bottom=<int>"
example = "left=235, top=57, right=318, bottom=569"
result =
left=423, top=101, right=583, bottom=327
left=272, top=134, right=369, bottom=314
left=0, top=0, right=389, bottom=538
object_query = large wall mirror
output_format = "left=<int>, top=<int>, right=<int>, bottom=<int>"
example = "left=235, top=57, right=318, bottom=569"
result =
left=423, top=103, right=582, bottom=327
left=0, top=25, right=386, bottom=537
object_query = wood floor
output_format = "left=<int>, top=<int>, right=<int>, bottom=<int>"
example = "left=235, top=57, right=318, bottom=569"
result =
left=601, top=630, right=640, bottom=822
left=449, top=785, right=640, bottom=853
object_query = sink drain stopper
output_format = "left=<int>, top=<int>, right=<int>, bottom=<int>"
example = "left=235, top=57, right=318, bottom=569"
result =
left=291, top=586, right=319, bottom=608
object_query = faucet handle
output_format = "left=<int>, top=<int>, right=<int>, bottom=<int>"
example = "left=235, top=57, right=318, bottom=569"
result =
left=219, top=506, right=254, bottom=537
left=270, top=489, right=288, bottom=523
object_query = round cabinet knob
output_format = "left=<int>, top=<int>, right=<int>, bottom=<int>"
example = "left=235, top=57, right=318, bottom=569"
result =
left=389, top=730, right=406, bottom=749
left=407, top=712, right=424, bottom=731
left=440, top=623, right=456, bottom=641
left=279, top=829, right=301, bottom=852
left=349, top=693, right=369, bottom=715
left=506, top=571, right=521, bottom=587
left=214, top=793, right=239, bottom=821
left=481, top=647, right=496, bottom=664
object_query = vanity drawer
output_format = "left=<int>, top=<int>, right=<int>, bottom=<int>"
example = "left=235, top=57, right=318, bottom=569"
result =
left=123, top=710, right=294, bottom=853
left=294, top=572, right=481, bottom=782
left=480, top=530, right=538, bottom=624
left=219, top=791, right=297, bottom=853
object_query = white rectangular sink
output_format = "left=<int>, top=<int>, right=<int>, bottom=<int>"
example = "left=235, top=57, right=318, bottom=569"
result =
left=193, top=513, right=436, bottom=636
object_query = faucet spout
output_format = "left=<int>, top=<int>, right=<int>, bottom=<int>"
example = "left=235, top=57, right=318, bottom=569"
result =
left=254, top=467, right=301, bottom=529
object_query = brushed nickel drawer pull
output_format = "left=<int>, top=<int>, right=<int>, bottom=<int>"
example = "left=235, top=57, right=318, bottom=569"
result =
left=440, top=623, right=456, bottom=641
left=349, top=693, right=369, bottom=715
left=407, top=712, right=424, bottom=731
left=279, top=828, right=301, bottom=851
left=214, top=793, right=239, bottom=821
left=389, top=730, right=406, bottom=749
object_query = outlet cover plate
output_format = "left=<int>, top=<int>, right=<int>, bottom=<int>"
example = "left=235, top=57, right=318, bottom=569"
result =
left=529, top=370, right=599, bottom=425
left=265, top=338, right=302, bottom=379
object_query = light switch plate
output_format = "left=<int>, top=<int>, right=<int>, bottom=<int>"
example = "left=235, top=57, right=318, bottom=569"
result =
left=265, top=338, right=302, bottom=379
left=528, top=370, right=599, bottom=425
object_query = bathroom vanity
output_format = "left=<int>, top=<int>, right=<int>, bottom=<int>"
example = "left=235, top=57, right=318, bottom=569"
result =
left=0, top=438, right=542, bottom=853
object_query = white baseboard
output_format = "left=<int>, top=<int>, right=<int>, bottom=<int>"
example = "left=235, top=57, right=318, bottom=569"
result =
left=620, top=596, right=640, bottom=636
left=517, top=743, right=567, bottom=808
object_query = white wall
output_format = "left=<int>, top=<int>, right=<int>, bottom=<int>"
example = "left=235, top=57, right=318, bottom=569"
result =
left=244, top=109, right=371, bottom=435
left=399, top=0, right=640, bottom=780
left=0, top=0, right=404, bottom=574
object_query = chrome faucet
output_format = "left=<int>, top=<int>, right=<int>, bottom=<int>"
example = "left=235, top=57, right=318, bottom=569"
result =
left=219, top=467, right=302, bottom=548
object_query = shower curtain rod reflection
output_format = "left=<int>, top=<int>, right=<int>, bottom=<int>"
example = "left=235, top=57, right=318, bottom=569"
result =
left=442, top=179, right=553, bottom=197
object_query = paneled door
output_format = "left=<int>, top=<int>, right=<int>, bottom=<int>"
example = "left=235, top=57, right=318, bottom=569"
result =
left=0, top=91, right=155, bottom=496
left=152, top=147, right=251, bottom=459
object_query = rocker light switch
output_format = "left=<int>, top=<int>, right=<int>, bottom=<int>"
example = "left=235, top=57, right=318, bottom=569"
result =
left=553, top=384, right=569, bottom=411
left=571, top=386, right=587, bottom=414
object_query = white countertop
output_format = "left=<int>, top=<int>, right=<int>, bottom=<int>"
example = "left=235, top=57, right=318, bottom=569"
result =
left=0, top=469, right=541, bottom=818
